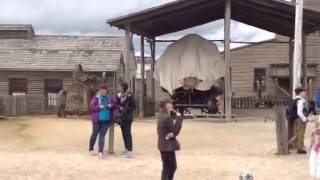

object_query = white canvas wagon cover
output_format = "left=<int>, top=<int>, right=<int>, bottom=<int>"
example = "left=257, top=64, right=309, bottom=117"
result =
left=155, top=34, right=225, bottom=94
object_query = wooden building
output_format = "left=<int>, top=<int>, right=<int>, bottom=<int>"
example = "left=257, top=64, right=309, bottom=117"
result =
left=0, top=24, right=135, bottom=115
left=229, top=0, right=320, bottom=99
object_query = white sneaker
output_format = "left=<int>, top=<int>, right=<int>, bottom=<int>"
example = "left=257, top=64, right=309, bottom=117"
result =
left=120, top=149, right=128, bottom=155
left=98, top=152, right=104, bottom=159
left=89, top=151, right=96, bottom=156
left=125, top=151, right=133, bottom=158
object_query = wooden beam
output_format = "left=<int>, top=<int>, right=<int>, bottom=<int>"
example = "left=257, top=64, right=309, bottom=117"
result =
left=289, top=38, right=294, bottom=96
left=139, top=36, right=145, bottom=118
left=224, top=0, right=232, bottom=119
left=274, top=106, right=289, bottom=155
left=302, top=33, right=307, bottom=89
left=151, top=39, right=289, bottom=44
left=108, top=71, right=117, bottom=154
left=288, top=39, right=295, bottom=142
left=292, top=0, right=304, bottom=96
left=149, top=38, right=156, bottom=114
left=125, top=24, right=131, bottom=81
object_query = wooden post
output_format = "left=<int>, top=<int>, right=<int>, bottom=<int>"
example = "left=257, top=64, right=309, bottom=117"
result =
left=124, top=24, right=131, bottom=81
left=308, top=79, right=313, bottom=98
left=288, top=40, right=295, bottom=141
left=292, top=0, right=304, bottom=95
left=139, top=36, right=145, bottom=118
left=274, top=106, right=289, bottom=155
left=289, top=38, right=294, bottom=97
left=302, top=33, right=307, bottom=89
left=224, top=0, right=232, bottom=119
left=108, top=123, right=115, bottom=154
left=108, top=71, right=117, bottom=154
left=150, top=38, right=156, bottom=114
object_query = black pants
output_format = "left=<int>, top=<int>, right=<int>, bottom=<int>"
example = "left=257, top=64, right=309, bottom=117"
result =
left=160, top=151, right=177, bottom=180
left=89, top=121, right=110, bottom=153
left=120, top=118, right=133, bottom=151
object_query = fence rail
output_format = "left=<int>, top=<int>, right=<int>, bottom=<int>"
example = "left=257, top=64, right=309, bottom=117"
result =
left=232, top=95, right=290, bottom=109
left=0, top=94, right=290, bottom=117
left=0, top=95, right=57, bottom=117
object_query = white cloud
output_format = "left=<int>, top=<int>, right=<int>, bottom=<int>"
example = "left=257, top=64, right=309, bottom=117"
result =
left=0, top=0, right=277, bottom=56
left=0, top=0, right=175, bottom=35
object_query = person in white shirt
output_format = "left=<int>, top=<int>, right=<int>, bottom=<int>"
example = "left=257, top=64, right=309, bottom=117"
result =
left=291, top=87, right=309, bottom=154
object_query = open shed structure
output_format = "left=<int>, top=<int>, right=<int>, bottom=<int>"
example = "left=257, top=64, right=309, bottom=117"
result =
left=108, top=0, right=320, bottom=118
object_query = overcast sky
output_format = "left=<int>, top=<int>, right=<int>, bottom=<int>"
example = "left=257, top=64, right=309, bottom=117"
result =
left=0, top=0, right=276, bottom=56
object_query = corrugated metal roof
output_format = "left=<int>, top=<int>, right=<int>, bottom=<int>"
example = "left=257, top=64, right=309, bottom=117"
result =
left=0, top=34, right=127, bottom=72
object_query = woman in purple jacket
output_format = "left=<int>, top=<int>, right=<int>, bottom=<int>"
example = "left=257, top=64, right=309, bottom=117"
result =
left=89, top=84, right=117, bottom=159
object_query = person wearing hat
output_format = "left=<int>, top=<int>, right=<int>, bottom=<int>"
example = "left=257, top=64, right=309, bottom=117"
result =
left=289, top=87, right=309, bottom=154
left=157, top=98, right=183, bottom=180
left=88, top=84, right=117, bottom=159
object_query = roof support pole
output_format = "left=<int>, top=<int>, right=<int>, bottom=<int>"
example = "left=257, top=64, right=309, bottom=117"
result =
left=224, top=0, right=232, bottom=119
left=139, top=36, right=145, bottom=118
left=124, top=24, right=131, bottom=81
left=292, top=0, right=304, bottom=97
left=289, top=38, right=294, bottom=96
left=108, top=71, right=117, bottom=154
left=149, top=38, right=156, bottom=114
left=302, top=33, right=307, bottom=90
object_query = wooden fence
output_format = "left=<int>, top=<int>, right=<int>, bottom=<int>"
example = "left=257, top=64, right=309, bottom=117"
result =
left=0, top=95, right=57, bottom=117
left=232, top=95, right=290, bottom=109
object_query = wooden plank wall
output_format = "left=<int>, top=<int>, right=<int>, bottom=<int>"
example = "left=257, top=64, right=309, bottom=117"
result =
left=0, top=73, right=115, bottom=116
left=230, top=32, right=320, bottom=97
left=230, top=40, right=289, bottom=97
left=305, top=0, right=320, bottom=11
left=0, top=71, right=72, bottom=95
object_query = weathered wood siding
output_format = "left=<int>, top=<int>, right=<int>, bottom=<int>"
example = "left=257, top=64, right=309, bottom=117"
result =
left=0, top=71, right=73, bottom=96
left=0, top=71, right=117, bottom=115
left=230, top=32, right=320, bottom=97
left=305, top=0, right=320, bottom=11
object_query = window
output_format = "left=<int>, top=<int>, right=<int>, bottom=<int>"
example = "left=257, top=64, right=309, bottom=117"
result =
left=9, top=78, right=27, bottom=95
left=45, top=79, right=63, bottom=106
left=254, top=68, right=266, bottom=92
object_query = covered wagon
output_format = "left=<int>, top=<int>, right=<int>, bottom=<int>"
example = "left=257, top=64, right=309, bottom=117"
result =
left=155, top=34, right=225, bottom=114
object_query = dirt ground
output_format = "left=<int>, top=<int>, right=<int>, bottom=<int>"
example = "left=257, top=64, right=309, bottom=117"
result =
left=0, top=115, right=315, bottom=180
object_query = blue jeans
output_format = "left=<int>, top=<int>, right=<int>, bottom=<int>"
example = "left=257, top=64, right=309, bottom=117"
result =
left=89, top=121, right=110, bottom=153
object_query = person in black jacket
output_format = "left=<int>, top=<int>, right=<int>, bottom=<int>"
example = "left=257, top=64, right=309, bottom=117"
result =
left=157, top=98, right=183, bottom=180
left=117, top=82, right=136, bottom=158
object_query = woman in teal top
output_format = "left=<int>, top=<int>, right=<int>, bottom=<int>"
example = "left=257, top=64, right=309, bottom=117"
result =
left=89, top=84, right=116, bottom=159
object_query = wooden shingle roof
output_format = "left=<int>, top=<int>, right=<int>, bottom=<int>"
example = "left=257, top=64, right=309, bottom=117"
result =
left=0, top=32, right=127, bottom=72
